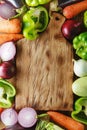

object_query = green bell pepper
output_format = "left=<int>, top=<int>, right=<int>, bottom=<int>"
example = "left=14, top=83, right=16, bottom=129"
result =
left=71, top=97, right=87, bottom=125
left=25, top=0, right=52, bottom=6
left=0, top=79, right=16, bottom=108
left=73, top=32, right=87, bottom=60
left=84, top=10, right=87, bottom=28
left=23, top=6, right=49, bottom=40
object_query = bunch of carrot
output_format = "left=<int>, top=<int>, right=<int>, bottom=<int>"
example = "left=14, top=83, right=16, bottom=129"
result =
left=47, top=111, right=85, bottom=130
left=63, top=0, right=87, bottom=19
left=0, top=18, right=23, bottom=45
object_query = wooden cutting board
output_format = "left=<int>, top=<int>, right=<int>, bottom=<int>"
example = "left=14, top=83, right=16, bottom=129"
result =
left=15, top=13, right=73, bottom=111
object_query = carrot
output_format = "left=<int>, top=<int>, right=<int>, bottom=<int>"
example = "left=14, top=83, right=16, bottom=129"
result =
left=63, top=0, right=87, bottom=19
left=47, top=111, right=85, bottom=130
left=0, top=18, right=22, bottom=33
left=0, top=33, right=23, bottom=44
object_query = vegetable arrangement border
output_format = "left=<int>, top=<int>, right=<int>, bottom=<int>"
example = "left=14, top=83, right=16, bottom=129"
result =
left=0, top=0, right=87, bottom=130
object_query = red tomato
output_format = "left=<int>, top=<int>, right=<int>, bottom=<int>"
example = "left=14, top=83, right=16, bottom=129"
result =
left=0, top=108, right=4, bottom=114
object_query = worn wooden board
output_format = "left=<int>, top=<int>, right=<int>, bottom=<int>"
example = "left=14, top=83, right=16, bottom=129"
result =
left=15, top=13, right=73, bottom=111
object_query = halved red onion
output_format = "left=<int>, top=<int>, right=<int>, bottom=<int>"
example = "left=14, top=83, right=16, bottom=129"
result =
left=0, top=41, right=16, bottom=61
left=18, top=107, right=37, bottom=128
left=1, top=108, right=18, bottom=127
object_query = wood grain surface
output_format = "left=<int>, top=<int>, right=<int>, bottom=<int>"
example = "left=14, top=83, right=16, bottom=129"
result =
left=15, top=13, right=73, bottom=111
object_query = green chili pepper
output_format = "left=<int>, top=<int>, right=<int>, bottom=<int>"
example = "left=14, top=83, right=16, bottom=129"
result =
left=25, top=0, right=52, bottom=6
left=23, top=6, right=49, bottom=40
left=84, top=10, right=87, bottom=28
left=71, top=97, right=87, bottom=125
left=0, top=79, right=16, bottom=108
left=73, top=32, right=87, bottom=60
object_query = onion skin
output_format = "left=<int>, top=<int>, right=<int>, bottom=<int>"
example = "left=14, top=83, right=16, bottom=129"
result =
left=18, top=107, right=37, bottom=128
left=61, top=20, right=82, bottom=41
left=5, top=0, right=24, bottom=8
left=5, top=124, right=25, bottom=130
left=0, top=0, right=16, bottom=19
left=0, top=61, right=16, bottom=79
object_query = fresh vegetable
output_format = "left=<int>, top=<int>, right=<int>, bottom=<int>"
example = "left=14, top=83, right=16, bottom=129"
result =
left=25, top=0, right=52, bottom=6
left=73, top=32, right=87, bottom=60
left=84, top=10, right=87, bottom=28
left=6, top=0, right=24, bottom=8
left=18, top=107, right=37, bottom=128
left=72, top=76, right=87, bottom=97
left=1, top=108, right=18, bottom=126
left=0, top=0, right=16, bottom=19
left=0, top=41, right=16, bottom=61
left=0, top=33, right=23, bottom=45
left=23, top=6, right=49, bottom=40
left=0, top=61, right=16, bottom=79
left=71, top=97, right=87, bottom=125
left=0, top=79, right=16, bottom=108
left=36, top=113, right=64, bottom=130
left=47, top=111, right=84, bottom=130
left=11, top=5, right=28, bottom=19
left=4, top=123, right=25, bottom=130
left=0, top=18, right=22, bottom=33
left=73, top=59, right=87, bottom=77
left=61, top=20, right=82, bottom=40
left=49, top=0, right=59, bottom=12
left=0, top=108, right=4, bottom=114
left=58, top=0, right=82, bottom=8
left=36, top=119, right=64, bottom=130
left=63, top=0, right=87, bottom=19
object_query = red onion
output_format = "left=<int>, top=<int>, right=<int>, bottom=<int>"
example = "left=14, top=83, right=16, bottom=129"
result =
left=0, top=41, right=16, bottom=61
left=0, top=0, right=16, bottom=19
left=61, top=20, right=82, bottom=40
left=5, top=0, right=24, bottom=8
left=0, top=61, right=16, bottom=79
left=5, top=124, right=25, bottom=130
left=18, top=107, right=37, bottom=128
left=1, top=108, right=18, bottom=126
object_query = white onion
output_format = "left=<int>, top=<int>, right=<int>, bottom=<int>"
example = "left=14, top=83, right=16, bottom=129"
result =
left=18, top=107, right=37, bottom=128
left=0, top=41, right=16, bottom=61
left=1, top=108, right=18, bottom=126
left=73, top=59, right=87, bottom=77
